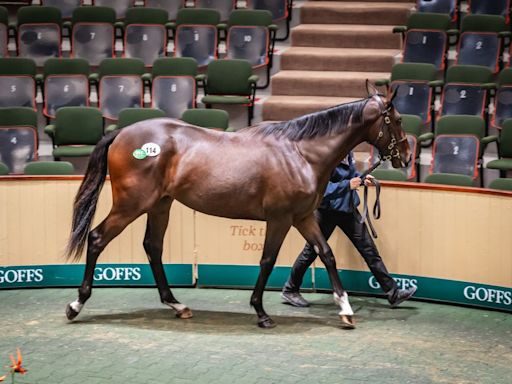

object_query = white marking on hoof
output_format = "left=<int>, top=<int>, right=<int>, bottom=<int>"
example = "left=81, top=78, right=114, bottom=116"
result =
left=334, top=292, right=354, bottom=316
left=166, top=302, right=187, bottom=313
left=70, top=300, right=83, bottom=313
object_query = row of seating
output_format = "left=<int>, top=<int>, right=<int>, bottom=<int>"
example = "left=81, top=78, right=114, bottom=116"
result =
left=0, top=105, right=229, bottom=173
left=416, top=0, right=511, bottom=23
left=0, top=6, right=277, bottom=82
left=23, top=0, right=292, bottom=22
left=1, top=102, right=510, bottom=190
left=2, top=156, right=510, bottom=190
left=395, top=13, right=511, bottom=73
left=369, top=114, right=512, bottom=186
left=0, top=57, right=258, bottom=124
left=377, top=63, right=512, bottom=132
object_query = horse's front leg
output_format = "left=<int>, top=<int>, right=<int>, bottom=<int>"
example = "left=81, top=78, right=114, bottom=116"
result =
left=250, top=218, right=292, bottom=328
left=295, top=214, right=355, bottom=329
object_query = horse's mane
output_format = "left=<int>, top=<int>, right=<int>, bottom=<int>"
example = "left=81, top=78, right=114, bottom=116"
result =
left=245, top=97, right=371, bottom=141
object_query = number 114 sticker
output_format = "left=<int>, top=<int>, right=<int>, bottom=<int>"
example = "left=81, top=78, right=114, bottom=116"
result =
left=133, top=142, right=161, bottom=159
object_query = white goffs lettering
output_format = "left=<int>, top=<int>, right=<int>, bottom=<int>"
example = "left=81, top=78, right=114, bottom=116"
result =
left=334, top=292, right=354, bottom=316
left=368, top=276, right=418, bottom=290
left=463, top=286, right=512, bottom=306
left=166, top=302, right=186, bottom=312
left=93, top=267, right=142, bottom=281
left=0, top=268, right=44, bottom=283
left=70, top=300, right=83, bottom=313
left=141, top=143, right=161, bottom=157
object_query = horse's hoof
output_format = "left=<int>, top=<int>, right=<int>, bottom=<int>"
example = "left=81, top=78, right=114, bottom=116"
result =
left=66, top=303, right=79, bottom=321
left=176, top=307, right=193, bottom=319
left=257, top=317, right=276, bottom=329
left=339, top=315, right=356, bottom=329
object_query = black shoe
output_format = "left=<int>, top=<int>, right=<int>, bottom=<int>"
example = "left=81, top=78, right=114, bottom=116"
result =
left=388, top=286, right=417, bottom=308
left=281, top=290, right=309, bottom=308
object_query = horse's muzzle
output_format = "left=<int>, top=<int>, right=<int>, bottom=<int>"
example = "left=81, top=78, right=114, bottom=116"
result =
left=402, top=154, right=412, bottom=168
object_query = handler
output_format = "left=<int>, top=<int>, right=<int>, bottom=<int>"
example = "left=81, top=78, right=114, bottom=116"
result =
left=281, top=153, right=416, bottom=308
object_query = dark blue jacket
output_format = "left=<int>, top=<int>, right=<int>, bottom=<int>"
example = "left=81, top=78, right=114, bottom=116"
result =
left=319, top=153, right=360, bottom=213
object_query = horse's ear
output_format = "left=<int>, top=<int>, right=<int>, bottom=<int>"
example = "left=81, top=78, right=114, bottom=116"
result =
left=366, top=79, right=378, bottom=97
left=387, top=86, right=398, bottom=105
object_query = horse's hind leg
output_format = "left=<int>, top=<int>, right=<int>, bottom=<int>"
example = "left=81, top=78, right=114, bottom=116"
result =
left=250, top=218, right=291, bottom=328
left=66, top=207, right=142, bottom=320
left=294, top=214, right=355, bottom=329
left=143, top=198, right=192, bottom=319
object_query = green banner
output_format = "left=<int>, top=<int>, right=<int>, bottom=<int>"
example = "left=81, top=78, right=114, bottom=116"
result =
left=316, top=269, right=512, bottom=313
left=0, top=264, right=194, bottom=288
left=197, top=265, right=511, bottom=313
left=197, top=264, right=313, bottom=289
left=2, top=264, right=510, bottom=312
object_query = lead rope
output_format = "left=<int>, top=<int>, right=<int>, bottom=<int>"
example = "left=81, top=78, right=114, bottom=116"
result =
left=355, top=160, right=382, bottom=239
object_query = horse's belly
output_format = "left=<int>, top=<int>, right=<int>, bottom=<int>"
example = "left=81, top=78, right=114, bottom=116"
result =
left=176, top=192, right=265, bottom=221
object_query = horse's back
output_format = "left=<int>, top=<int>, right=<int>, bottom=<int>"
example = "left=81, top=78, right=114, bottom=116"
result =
left=106, top=119, right=318, bottom=220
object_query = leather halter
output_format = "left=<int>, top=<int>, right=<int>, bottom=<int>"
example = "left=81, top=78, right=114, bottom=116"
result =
left=355, top=96, right=406, bottom=238
left=372, top=98, right=407, bottom=165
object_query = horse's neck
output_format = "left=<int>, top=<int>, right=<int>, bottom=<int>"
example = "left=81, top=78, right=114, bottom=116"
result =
left=296, top=126, right=365, bottom=181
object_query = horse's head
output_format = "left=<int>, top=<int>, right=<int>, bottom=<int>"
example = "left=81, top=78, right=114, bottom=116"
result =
left=365, top=82, right=411, bottom=169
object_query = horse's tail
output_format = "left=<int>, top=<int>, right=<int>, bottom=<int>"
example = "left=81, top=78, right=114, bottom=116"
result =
left=66, top=130, right=122, bottom=262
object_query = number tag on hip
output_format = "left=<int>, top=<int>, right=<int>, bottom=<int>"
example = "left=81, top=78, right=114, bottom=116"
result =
left=141, top=142, right=161, bottom=157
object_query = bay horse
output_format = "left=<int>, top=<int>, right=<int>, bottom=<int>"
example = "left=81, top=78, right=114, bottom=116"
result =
left=65, top=90, right=409, bottom=329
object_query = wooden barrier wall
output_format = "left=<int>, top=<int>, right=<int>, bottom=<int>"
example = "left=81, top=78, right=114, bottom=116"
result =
left=0, top=178, right=511, bottom=311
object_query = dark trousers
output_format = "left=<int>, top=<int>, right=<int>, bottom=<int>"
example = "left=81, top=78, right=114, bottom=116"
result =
left=284, top=209, right=398, bottom=295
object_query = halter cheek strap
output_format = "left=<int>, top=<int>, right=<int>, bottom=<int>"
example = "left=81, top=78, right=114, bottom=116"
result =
left=374, top=106, right=406, bottom=163
left=354, top=99, right=404, bottom=239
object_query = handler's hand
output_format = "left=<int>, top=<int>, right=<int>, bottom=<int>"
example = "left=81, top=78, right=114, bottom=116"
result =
left=364, top=174, right=376, bottom=186
left=350, top=177, right=362, bottom=190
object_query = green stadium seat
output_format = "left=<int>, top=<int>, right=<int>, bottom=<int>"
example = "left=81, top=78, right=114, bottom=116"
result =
left=370, top=169, right=408, bottom=182
left=151, top=57, right=199, bottom=118
left=24, top=160, right=75, bottom=175
left=181, top=108, right=229, bottom=130
left=16, top=6, right=63, bottom=66
left=0, top=6, right=8, bottom=58
left=0, top=58, right=37, bottom=109
left=93, top=58, right=146, bottom=120
left=172, top=8, right=221, bottom=67
left=488, top=178, right=512, bottom=191
left=42, top=58, right=90, bottom=119
left=492, top=68, right=512, bottom=129
left=41, top=0, right=81, bottom=19
left=71, top=6, right=117, bottom=66
left=0, top=161, right=8, bottom=175
left=376, top=63, right=439, bottom=127
left=44, top=107, right=104, bottom=158
left=192, top=0, right=235, bottom=22
left=0, top=107, right=38, bottom=174
left=456, top=15, right=509, bottom=72
left=394, top=12, right=454, bottom=70
left=424, top=173, right=475, bottom=186
left=486, top=119, right=512, bottom=178
left=225, top=9, right=277, bottom=88
left=123, top=8, right=170, bottom=67
left=438, top=65, right=494, bottom=124
left=105, top=107, right=166, bottom=132
left=202, top=59, right=258, bottom=126
left=144, top=0, right=184, bottom=21
left=92, top=0, right=136, bottom=19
